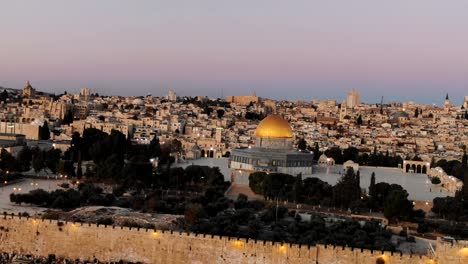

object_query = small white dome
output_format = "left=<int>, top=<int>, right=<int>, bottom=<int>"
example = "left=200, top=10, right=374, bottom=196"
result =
left=132, top=98, right=144, bottom=105
left=31, top=118, right=44, bottom=126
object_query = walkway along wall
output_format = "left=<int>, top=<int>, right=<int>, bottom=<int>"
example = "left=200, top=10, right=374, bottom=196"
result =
left=0, top=215, right=466, bottom=264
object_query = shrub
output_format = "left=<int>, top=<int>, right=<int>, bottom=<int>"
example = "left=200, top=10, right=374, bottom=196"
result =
left=399, top=230, right=407, bottom=237
left=431, top=177, right=441, bottom=184
left=20, top=212, right=30, bottom=217
left=41, top=212, right=60, bottom=220
left=97, top=217, right=114, bottom=226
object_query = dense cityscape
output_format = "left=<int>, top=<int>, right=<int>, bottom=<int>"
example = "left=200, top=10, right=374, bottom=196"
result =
left=2, top=1, right=468, bottom=263
left=0, top=82, right=466, bottom=263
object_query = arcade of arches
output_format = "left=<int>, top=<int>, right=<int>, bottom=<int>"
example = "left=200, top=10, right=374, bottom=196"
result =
left=402, top=160, right=430, bottom=174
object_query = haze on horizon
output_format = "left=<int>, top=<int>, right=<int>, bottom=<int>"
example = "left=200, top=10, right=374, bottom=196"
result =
left=1, top=0, right=468, bottom=105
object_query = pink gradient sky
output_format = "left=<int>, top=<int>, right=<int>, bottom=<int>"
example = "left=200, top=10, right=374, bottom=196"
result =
left=1, top=0, right=468, bottom=104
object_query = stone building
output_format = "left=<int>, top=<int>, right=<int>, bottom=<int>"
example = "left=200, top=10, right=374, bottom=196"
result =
left=226, top=91, right=259, bottom=106
left=230, top=114, right=314, bottom=184
left=347, top=89, right=360, bottom=108
left=22, top=81, right=36, bottom=98
left=167, top=89, right=177, bottom=102
left=318, top=154, right=335, bottom=166
left=79, top=88, right=91, bottom=101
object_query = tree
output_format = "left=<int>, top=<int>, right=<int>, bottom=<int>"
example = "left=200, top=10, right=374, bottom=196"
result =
left=148, top=136, right=161, bottom=158
left=383, top=188, right=413, bottom=223
left=94, top=154, right=123, bottom=182
left=249, top=172, right=267, bottom=196
left=332, top=168, right=361, bottom=208
left=414, top=108, right=419, bottom=118
left=325, top=147, right=343, bottom=164
left=0, top=90, right=8, bottom=102
left=0, top=149, right=17, bottom=171
left=297, top=138, right=307, bottom=151
left=203, top=106, right=213, bottom=116
left=293, top=174, right=304, bottom=203
left=245, top=112, right=261, bottom=120
left=57, top=160, right=75, bottom=177
left=32, top=150, right=46, bottom=173
left=343, top=147, right=359, bottom=162
left=39, top=121, right=51, bottom=140
left=369, top=172, right=376, bottom=197
left=16, top=146, right=32, bottom=171
left=356, top=115, right=363, bottom=125
left=170, top=138, right=183, bottom=154
left=185, top=203, right=205, bottom=226
left=45, top=149, right=62, bottom=173
left=313, top=142, right=321, bottom=161
left=432, top=197, right=463, bottom=220
left=62, top=109, right=74, bottom=125
left=76, top=163, right=83, bottom=179
left=123, top=154, right=153, bottom=191
left=302, top=177, right=333, bottom=205
left=462, top=150, right=467, bottom=169
left=216, top=109, right=225, bottom=119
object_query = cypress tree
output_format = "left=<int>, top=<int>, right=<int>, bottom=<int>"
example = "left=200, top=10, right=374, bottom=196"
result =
left=369, top=172, right=376, bottom=197
left=39, top=121, right=50, bottom=140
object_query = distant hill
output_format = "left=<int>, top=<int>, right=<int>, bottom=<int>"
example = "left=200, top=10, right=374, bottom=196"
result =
left=0, top=86, right=54, bottom=96
left=0, top=86, right=22, bottom=94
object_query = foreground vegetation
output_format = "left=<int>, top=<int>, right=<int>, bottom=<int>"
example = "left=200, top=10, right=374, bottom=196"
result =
left=249, top=168, right=425, bottom=223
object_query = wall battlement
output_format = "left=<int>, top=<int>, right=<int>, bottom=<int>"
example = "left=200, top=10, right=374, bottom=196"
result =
left=0, top=214, right=466, bottom=263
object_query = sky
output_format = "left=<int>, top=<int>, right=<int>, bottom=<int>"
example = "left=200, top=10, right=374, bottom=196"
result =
left=1, top=0, right=468, bottom=105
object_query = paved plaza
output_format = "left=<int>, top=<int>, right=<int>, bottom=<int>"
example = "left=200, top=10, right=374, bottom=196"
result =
left=0, top=160, right=452, bottom=214
left=177, top=158, right=452, bottom=202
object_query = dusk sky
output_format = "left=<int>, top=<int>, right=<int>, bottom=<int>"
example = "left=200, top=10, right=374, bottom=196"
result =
left=1, top=0, right=468, bottom=105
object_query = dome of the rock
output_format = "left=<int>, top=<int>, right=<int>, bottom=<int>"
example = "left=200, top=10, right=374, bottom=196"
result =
left=255, top=115, right=293, bottom=139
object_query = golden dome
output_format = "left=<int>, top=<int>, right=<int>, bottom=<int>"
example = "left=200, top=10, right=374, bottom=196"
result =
left=255, top=115, right=293, bottom=138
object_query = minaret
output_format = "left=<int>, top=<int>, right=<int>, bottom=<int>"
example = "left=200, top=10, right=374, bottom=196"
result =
left=215, top=127, right=223, bottom=143
left=339, top=101, right=347, bottom=121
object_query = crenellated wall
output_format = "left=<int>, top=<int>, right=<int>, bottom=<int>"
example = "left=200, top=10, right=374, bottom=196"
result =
left=0, top=215, right=465, bottom=264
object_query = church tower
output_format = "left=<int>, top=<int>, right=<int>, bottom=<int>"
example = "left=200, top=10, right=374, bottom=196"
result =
left=444, top=93, right=451, bottom=111
left=23, top=81, right=36, bottom=98
left=339, top=101, right=347, bottom=121
left=215, top=127, right=223, bottom=143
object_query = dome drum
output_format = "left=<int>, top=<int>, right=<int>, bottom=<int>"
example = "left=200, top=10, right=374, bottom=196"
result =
left=255, top=137, right=294, bottom=150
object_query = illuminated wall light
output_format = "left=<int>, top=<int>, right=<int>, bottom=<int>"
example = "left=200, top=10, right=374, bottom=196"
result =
left=152, top=231, right=160, bottom=238
left=459, top=247, right=468, bottom=257
left=233, top=240, right=244, bottom=248
left=377, top=254, right=390, bottom=263
left=280, top=245, right=286, bottom=251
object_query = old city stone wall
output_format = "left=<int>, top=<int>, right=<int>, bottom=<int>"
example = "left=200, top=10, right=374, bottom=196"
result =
left=0, top=215, right=465, bottom=264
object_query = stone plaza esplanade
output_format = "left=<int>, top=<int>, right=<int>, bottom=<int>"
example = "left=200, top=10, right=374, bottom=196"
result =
left=229, top=115, right=314, bottom=184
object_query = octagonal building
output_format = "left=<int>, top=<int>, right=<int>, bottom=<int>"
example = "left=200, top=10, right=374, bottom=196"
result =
left=229, top=115, right=314, bottom=184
